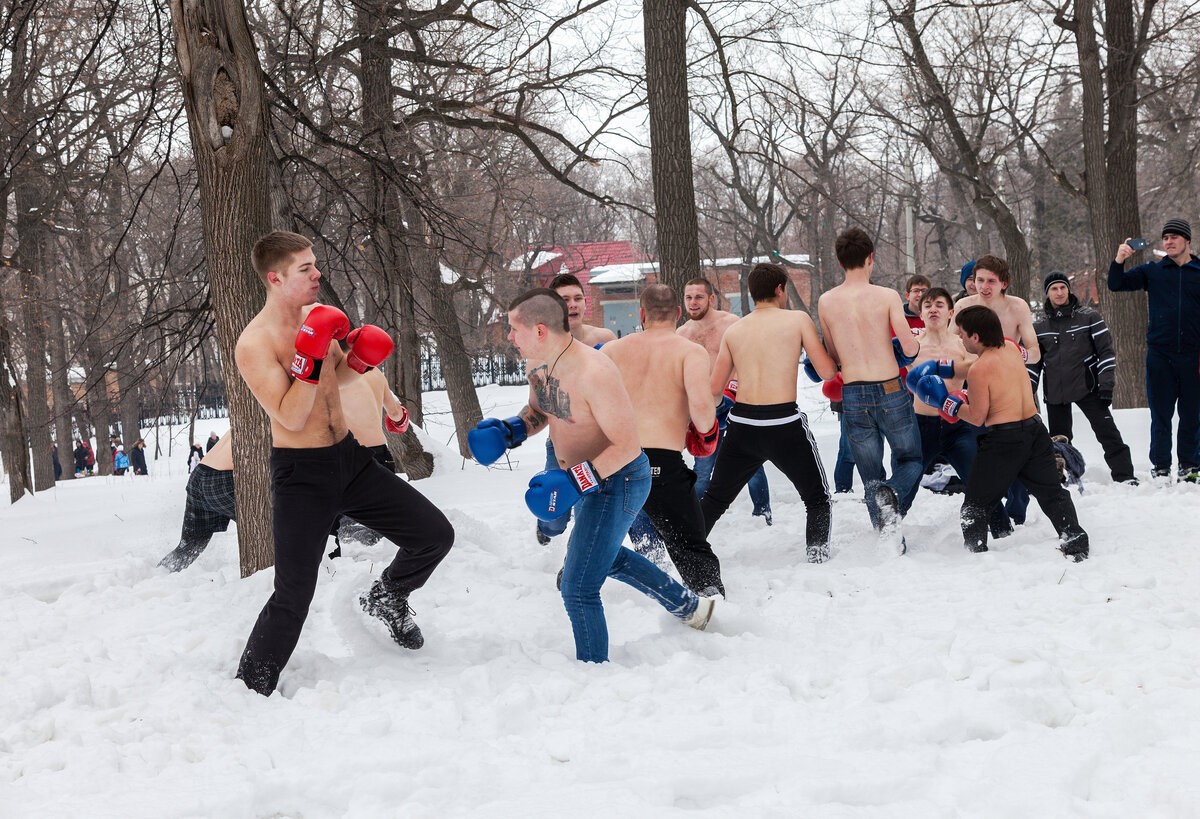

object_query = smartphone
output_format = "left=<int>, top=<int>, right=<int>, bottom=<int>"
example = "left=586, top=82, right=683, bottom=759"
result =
left=1128, top=238, right=1148, bottom=250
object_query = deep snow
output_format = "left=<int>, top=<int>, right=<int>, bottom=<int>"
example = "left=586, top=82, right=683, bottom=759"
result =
left=3, top=383, right=1200, bottom=817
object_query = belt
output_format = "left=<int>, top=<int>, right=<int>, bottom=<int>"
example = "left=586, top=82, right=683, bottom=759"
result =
left=988, top=417, right=1039, bottom=431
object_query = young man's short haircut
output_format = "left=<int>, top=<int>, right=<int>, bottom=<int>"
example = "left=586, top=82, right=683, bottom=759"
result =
left=508, top=288, right=570, bottom=333
left=905, top=274, right=932, bottom=292
left=548, top=273, right=584, bottom=292
left=748, top=263, right=789, bottom=303
left=251, top=231, right=313, bottom=284
left=955, top=305, right=1005, bottom=348
left=973, top=254, right=1010, bottom=286
left=921, top=287, right=954, bottom=309
left=835, top=226, right=874, bottom=270
left=640, top=284, right=678, bottom=322
left=685, top=277, right=715, bottom=296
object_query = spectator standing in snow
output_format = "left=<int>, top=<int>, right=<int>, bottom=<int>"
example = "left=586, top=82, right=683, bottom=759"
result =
left=1032, top=271, right=1136, bottom=484
left=114, top=446, right=130, bottom=476
left=52, top=444, right=62, bottom=480
left=73, top=440, right=88, bottom=476
left=187, top=444, right=204, bottom=473
left=206, top=431, right=220, bottom=452
left=130, top=439, right=148, bottom=475
left=1109, top=218, right=1200, bottom=481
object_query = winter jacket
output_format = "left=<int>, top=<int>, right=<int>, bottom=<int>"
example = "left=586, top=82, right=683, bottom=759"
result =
left=1033, top=294, right=1116, bottom=405
left=114, top=451, right=130, bottom=471
left=1107, top=254, right=1200, bottom=352
left=130, top=447, right=148, bottom=475
left=73, top=445, right=88, bottom=471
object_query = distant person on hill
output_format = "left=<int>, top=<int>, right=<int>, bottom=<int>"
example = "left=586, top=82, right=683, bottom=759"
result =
left=130, top=439, right=148, bottom=475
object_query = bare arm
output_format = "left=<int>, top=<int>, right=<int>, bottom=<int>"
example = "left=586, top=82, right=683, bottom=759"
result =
left=818, top=308, right=841, bottom=365
left=683, top=345, right=718, bottom=431
left=889, top=298, right=920, bottom=358
left=517, top=379, right=550, bottom=437
left=235, top=334, right=320, bottom=433
left=709, top=335, right=734, bottom=401
left=1015, top=304, right=1041, bottom=365
left=586, top=364, right=642, bottom=478
left=799, top=314, right=838, bottom=381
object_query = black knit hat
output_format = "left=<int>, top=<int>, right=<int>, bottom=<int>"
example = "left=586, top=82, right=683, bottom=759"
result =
left=1162, top=218, right=1192, bottom=242
left=1043, top=270, right=1070, bottom=294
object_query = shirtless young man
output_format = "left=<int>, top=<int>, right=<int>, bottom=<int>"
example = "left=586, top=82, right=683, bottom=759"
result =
left=676, top=277, right=771, bottom=522
left=817, top=227, right=923, bottom=545
left=233, top=231, right=453, bottom=696
left=602, top=284, right=724, bottom=596
left=533, top=273, right=617, bottom=545
left=911, top=305, right=1088, bottom=560
left=953, top=254, right=1041, bottom=369
left=904, top=288, right=1012, bottom=538
left=703, top=264, right=838, bottom=563
left=468, top=288, right=714, bottom=662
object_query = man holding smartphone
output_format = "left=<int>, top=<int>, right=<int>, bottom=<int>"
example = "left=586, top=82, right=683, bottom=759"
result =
left=1109, top=218, right=1200, bottom=481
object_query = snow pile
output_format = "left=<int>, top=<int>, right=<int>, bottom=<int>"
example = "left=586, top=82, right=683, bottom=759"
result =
left=3, top=385, right=1199, bottom=816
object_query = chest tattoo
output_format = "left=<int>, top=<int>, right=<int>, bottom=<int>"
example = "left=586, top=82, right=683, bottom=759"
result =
left=530, top=367, right=575, bottom=423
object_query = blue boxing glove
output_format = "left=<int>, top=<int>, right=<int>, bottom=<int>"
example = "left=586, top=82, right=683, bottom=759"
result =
left=467, top=416, right=527, bottom=465
left=912, top=374, right=966, bottom=423
left=904, top=358, right=955, bottom=393
left=525, top=461, right=601, bottom=521
left=892, top=336, right=919, bottom=367
left=801, top=357, right=821, bottom=383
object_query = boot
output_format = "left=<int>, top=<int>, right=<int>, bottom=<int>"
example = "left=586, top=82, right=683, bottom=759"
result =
left=158, top=537, right=210, bottom=572
left=360, top=578, right=424, bottom=649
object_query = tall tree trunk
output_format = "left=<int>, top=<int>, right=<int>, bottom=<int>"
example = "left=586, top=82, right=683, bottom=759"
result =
left=117, top=345, right=143, bottom=449
left=1068, top=0, right=1148, bottom=408
left=84, top=348, right=115, bottom=476
left=169, top=0, right=275, bottom=577
left=45, top=290, right=75, bottom=480
left=644, top=0, right=703, bottom=299
left=0, top=292, right=33, bottom=502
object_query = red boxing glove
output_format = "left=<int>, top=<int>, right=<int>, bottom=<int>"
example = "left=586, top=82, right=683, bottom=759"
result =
left=345, top=325, right=394, bottom=374
left=723, top=379, right=738, bottom=402
left=385, top=406, right=410, bottom=435
left=1005, top=337, right=1029, bottom=363
left=685, top=419, right=719, bottom=457
left=291, top=305, right=350, bottom=384
left=821, top=372, right=844, bottom=402
left=940, top=389, right=968, bottom=424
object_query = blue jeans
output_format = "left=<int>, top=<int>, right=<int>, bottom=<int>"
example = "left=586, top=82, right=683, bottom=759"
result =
left=561, top=453, right=699, bottom=662
left=694, top=426, right=771, bottom=516
left=834, top=410, right=855, bottom=492
left=842, top=377, right=923, bottom=528
left=1146, top=345, right=1200, bottom=469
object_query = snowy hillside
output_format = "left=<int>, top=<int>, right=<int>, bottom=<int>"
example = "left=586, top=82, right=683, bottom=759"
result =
left=3, top=384, right=1199, bottom=817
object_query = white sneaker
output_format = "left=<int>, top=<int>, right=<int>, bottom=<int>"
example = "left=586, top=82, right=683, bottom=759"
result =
left=683, top=596, right=717, bottom=631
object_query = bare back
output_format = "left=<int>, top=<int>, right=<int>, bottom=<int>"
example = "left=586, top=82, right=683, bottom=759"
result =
left=965, top=345, right=1037, bottom=426
left=678, top=310, right=739, bottom=368
left=715, top=307, right=830, bottom=404
left=235, top=304, right=348, bottom=448
left=341, top=369, right=388, bottom=447
left=199, top=432, right=234, bottom=471
left=528, top=341, right=641, bottom=472
left=818, top=281, right=912, bottom=382
left=603, top=330, right=711, bottom=450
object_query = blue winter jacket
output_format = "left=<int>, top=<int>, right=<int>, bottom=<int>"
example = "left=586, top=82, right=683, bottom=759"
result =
left=1107, top=254, right=1200, bottom=352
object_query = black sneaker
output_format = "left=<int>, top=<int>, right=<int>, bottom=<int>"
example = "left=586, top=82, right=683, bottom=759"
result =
left=536, top=528, right=551, bottom=546
left=360, top=579, right=424, bottom=649
left=1151, top=466, right=1172, bottom=479
left=157, top=537, right=209, bottom=572
left=1180, top=465, right=1199, bottom=484
left=874, top=485, right=904, bottom=555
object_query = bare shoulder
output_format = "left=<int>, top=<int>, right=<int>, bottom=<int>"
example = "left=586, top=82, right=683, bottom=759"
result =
left=955, top=294, right=981, bottom=309
left=1009, top=296, right=1033, bottom=317
left=717, top=311, right=739, bottom=330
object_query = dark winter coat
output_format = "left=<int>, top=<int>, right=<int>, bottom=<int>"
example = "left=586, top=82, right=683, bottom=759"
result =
left=1033, top=294, right=1116, bottom=405
left=1107, top=254, right=1200, bottom=352
left=130, top=446, right=148, bottom=475
left=73, top=445, right=88, bottom=471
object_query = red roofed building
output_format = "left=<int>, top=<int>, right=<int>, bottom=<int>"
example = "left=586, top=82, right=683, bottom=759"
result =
left=506, top=241, right=650, bottom=329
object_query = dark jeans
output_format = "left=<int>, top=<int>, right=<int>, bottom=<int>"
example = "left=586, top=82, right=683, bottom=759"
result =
left=701, top=403, right=831, bottom=557
left=842, top=377, right=923, bottom=528
left=237, top=433, right=454, bottom=695
left=1047, top=394, right=1135, bottom=481
left=834, top=410, right=855, bottom=493
left=694, top=425, right=771, bottom=516
left=639, top=449, right=723, bottom=595
left=961, top=418, right=1088, bottom=556
left=916, top=414, right=1012, bottom=537
left=1146, top=345, right=1200, bottom=470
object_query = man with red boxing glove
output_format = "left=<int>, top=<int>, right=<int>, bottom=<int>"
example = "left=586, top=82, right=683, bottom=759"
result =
left=233, top=231, right=453, bottom=696
left=913, top=305, right=1088, bottom=560
left=704, top=264, right=838, bottom=564
left=600, top=284, right=724, bottom=597
left=468, top=288, right=715, bottom=663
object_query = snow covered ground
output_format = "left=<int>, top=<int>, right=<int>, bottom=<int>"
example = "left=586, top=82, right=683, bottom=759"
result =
left=3, top=383, right=1200, bottom=817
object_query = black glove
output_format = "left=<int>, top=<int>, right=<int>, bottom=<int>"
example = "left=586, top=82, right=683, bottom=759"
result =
left=1097, top=390, right=1113, bottom=406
